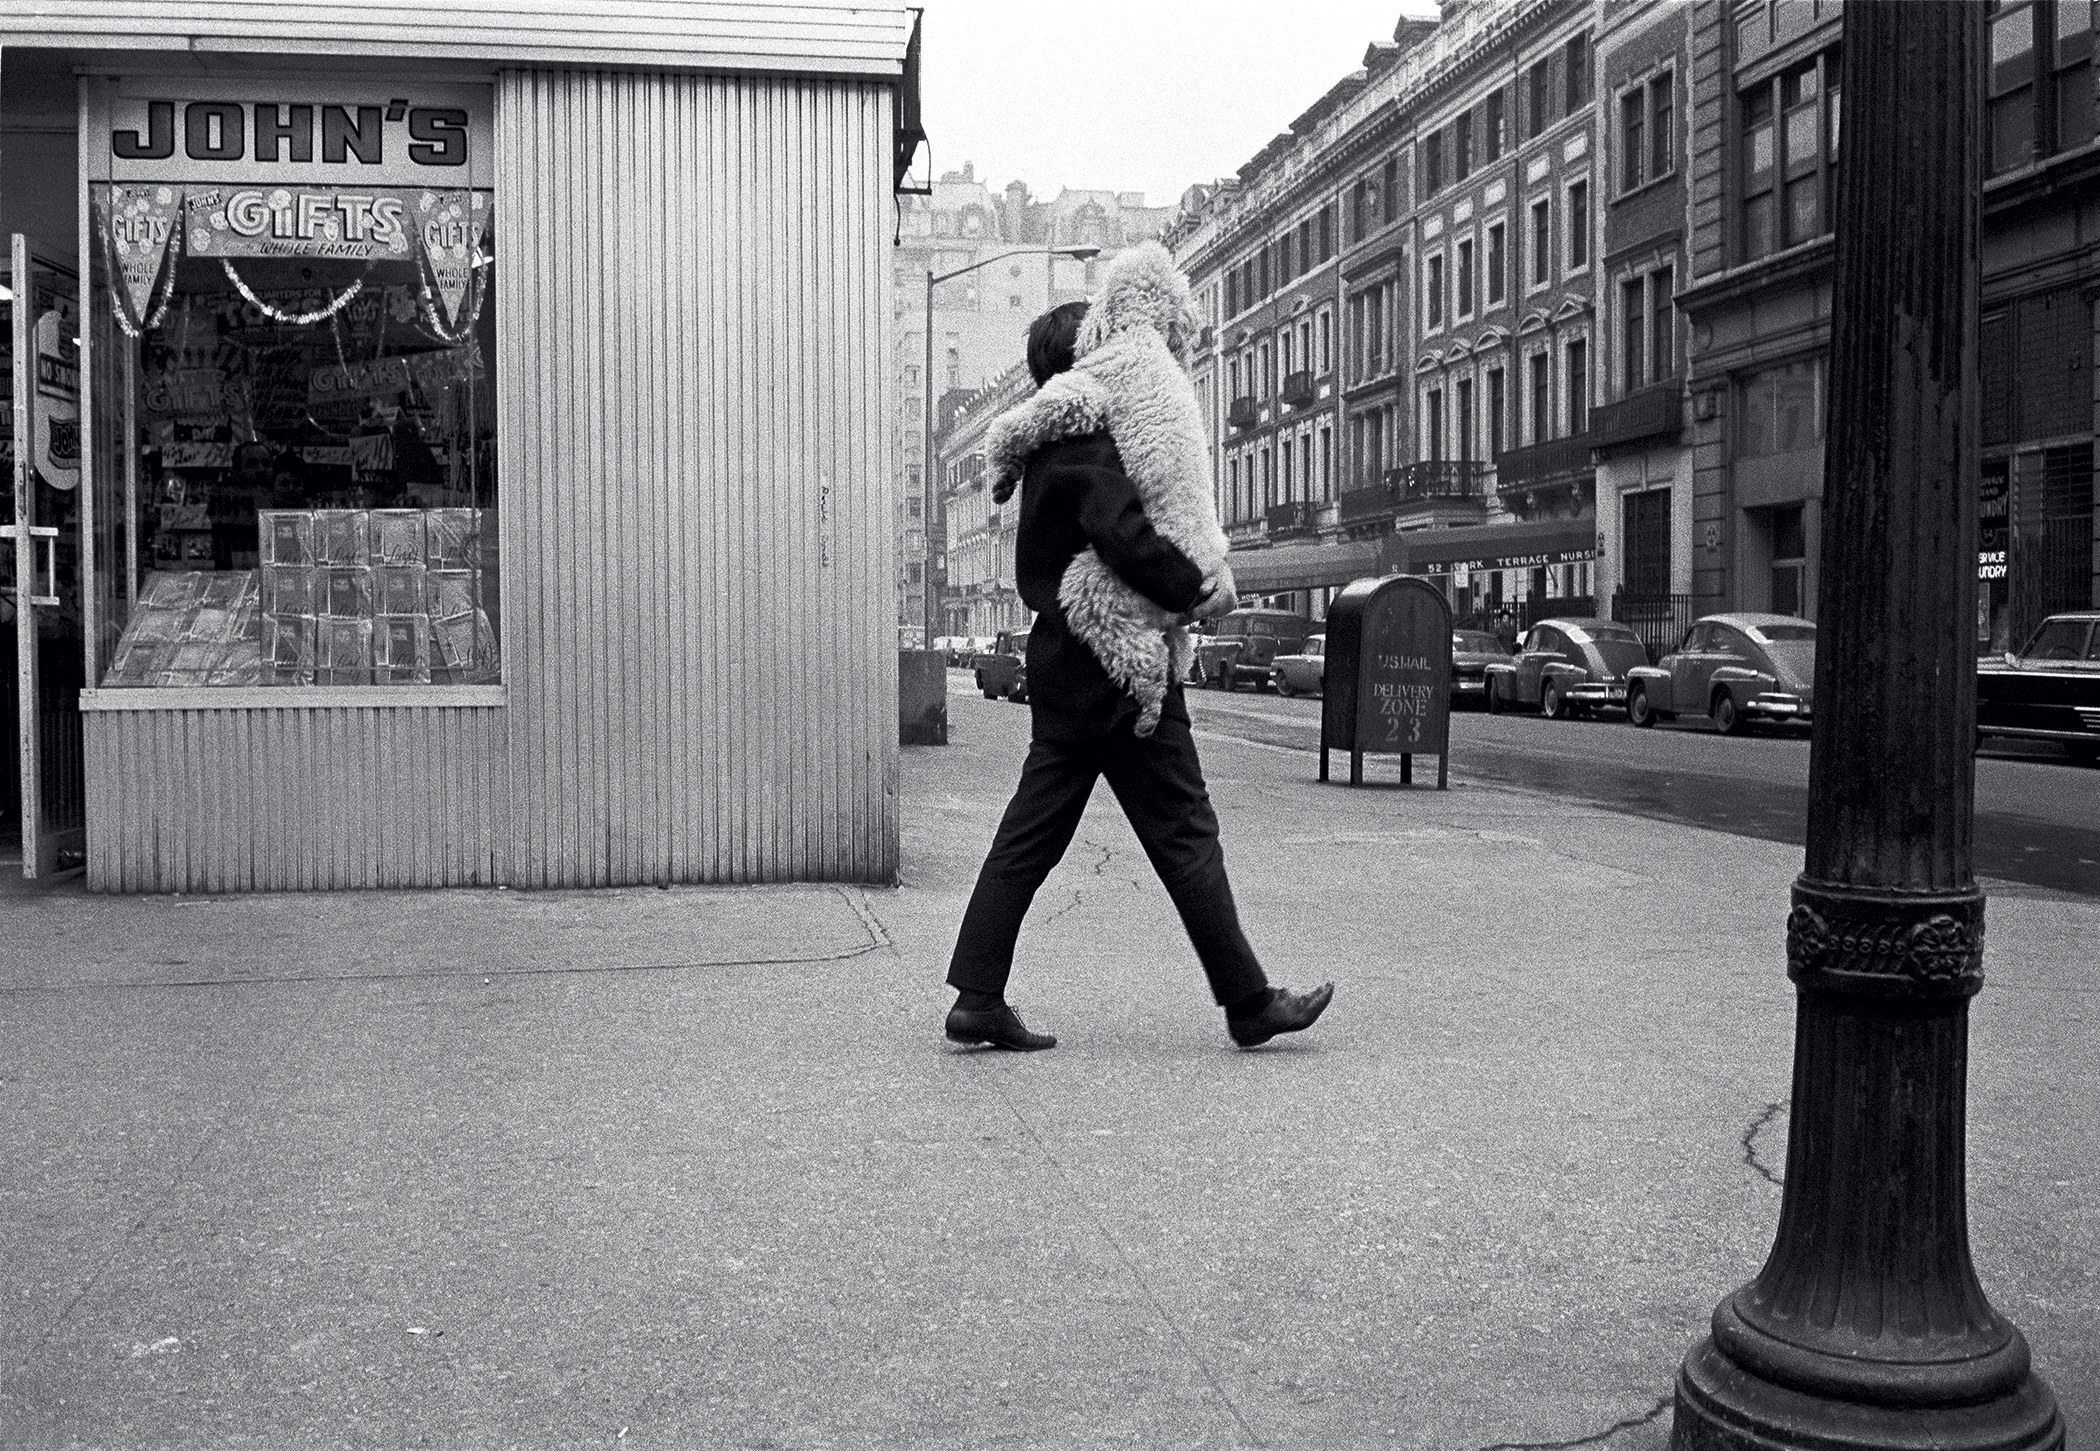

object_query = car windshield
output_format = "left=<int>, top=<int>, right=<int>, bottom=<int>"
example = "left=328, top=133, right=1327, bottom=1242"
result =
left=1593, top=639, right=1651, bottom=676
left=2022, top=618, right=2093, bottom=661
left=1453, top=631, right=1507, bottom=655
left=1250, top=620, right=1277, bottom=637
left=1306, top=636, right=1324, bottom=656
left=1751, top=623, right=1817, bottom=644
left=1011, top=634, right=1029, bottom=653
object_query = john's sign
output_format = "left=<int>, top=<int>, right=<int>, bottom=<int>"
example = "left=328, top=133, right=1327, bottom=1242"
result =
left=88, top=78, right=492, bottom=189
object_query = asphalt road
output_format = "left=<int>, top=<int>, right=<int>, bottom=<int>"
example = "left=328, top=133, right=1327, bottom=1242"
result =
left=1163, top=683, right=2100, bottom=899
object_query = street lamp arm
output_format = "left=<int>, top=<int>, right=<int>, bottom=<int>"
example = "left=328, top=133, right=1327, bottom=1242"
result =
left=930, top=244, right=1100, bottom=288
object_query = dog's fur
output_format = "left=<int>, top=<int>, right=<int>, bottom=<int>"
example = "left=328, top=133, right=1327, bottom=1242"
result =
left=985, top=243, right=1232, bottom=736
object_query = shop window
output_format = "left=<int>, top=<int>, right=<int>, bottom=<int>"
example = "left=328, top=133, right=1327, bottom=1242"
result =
left=91, top=99, right=497, bottom=690
left=1769, top=503, right=1806, bottom=617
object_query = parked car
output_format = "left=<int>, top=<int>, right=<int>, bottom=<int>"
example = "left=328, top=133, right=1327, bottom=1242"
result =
left=974, top=629, right=1030, bottom=702
left=1626, top=613, right=1816, bottom=734
left=1451, top=629, right=1512, bottom=707
left=1976, top=611, right=2100, bottom=763
left=1483, top=618, right=1650, bottom=719
left=1192, top=608, right=1310, bottom=690
left=1268, top=634, right=1325, bottom=696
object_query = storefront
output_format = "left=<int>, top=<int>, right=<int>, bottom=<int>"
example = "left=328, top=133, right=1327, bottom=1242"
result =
left=3, top=6, right=917, bottom=889
left=1394, top=517, right=1599, bottom=632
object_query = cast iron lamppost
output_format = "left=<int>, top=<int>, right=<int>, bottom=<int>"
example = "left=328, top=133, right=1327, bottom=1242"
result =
left=922, top=244, right=1100, bottom=646
left=1671, top=5, right=2063, bottom=1447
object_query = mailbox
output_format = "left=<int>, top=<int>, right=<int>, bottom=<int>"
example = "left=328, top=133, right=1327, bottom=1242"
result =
left=1320, top=575, right=1454, bottom=788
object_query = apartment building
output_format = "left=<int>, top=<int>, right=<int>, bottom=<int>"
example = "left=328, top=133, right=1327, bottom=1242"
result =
left=934, top=364, right=1034, bottom=640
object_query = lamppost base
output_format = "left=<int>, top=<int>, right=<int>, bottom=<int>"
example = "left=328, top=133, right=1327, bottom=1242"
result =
left=1673, top=1334, right=2064, bottom=1451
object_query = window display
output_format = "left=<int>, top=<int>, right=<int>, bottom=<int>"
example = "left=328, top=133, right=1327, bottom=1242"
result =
left=85, top=81, right=497, bottom=689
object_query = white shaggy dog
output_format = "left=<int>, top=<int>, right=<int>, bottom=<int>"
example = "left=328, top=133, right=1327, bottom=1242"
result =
left=985, top=242, right=1235, bottom=737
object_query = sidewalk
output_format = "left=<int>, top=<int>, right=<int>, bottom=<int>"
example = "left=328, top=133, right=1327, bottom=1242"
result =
left=1, top=687, right=2093, bottom=1450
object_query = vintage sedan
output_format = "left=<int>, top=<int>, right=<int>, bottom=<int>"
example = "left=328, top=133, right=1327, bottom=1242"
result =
left=1192, top=608, right=1311, bottom=691
left=1976, top=612, right=2100, bottom=764
left=1484, top=618, right=1650, bottom=719
left=1626, top=613, right=1816, bottom=734
left=1268, top=634, right=1325, bottom=696
left=1450, top=629, right=1511, bottom=707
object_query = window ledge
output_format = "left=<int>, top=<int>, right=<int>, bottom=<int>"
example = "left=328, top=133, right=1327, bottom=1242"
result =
left=1612, top=172, right=1679, bottom=206
left=81, top=685, right=509, bottom=712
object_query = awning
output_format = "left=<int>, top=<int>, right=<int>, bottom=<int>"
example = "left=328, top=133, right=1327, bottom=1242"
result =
left=1227, top=538, right=1391, bottom=594
left=1396, top=517, right=1598, bottom=574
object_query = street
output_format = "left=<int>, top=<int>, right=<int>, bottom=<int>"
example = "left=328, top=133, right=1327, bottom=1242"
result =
left=1132, top=685, right=2100, bottom=899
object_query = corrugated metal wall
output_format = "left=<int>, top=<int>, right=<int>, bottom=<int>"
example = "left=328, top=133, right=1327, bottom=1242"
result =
left=497, top=69, right=898, bottom=887
left=83, top=706, right=509, bottom=892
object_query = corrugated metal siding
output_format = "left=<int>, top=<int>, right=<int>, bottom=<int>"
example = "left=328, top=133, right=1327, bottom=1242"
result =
left=83, top=707, right=509, bottom=892
left=499, top=69, right=897, bottom=887
left=4, top=2, right=912, bottom=76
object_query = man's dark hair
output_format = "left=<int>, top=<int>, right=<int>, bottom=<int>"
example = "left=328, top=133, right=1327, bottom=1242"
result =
left=1025, top=300, right=1090, bottom=386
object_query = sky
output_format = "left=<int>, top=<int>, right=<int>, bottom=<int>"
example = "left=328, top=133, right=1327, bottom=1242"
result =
left=913, top=0, right=1443, bottom=209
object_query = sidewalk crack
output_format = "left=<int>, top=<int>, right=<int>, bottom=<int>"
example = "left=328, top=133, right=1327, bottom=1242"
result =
left=1743, top=1101, right=1787, bottom=1187
left=996, top=1088, right=1267, bottom=1448
left=1476, top=1392, right=1673, bottom=1451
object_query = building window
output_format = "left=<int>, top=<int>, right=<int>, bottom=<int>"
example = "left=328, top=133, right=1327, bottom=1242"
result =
left=1486, top=87, right=1508, bottom=161
left=1282, top=434, right=1296, bottom=500
left=1427, top=253, right=1446, bottom=329
left=1457, top=239, right=1475, bottom=319
left=1566, top=33, right=1592, bottom=115
left=1651, top=264, right=1676, bottom=381
left=1367, top=284, right=1386, bottom=373
left=1528, top=59, right=1551, bottom=139
left=1426, top=388, right=1446, bottom=462
left=1382, top=155, right=1398, bottom=222
left=1457, top=377, right=1476, bottom=463
left=1769, top=503, right=1806, bottom=617
left=1487, top=222, right=1506, bottom=304
left=1318, top=309, right=1333, bottom=374
left=1742, top=83, right=1777, bottom=260
left=1454, top=111, right=1474, bottom=181
left=2057, top=0, right=2095, bottom=151
left=1651, top=69, right=1675, bottom=181
left=1738, top=357, right=1825, bottom=457
left=1530, top=351, right=1551, bottom=443
left=1424, top=130, right=1445, bottom=196
left=1566, top=338, right=1588, bottom=434
left=1621, top=86, right=1646, bottom=191
left=1621, top=276, right=1645, bottom=394
left=1567, top=180, right=1589, bottom=269
left=1259, top=341, right=1273, bottom=398
left=1992, top=1, right=2040, bottom=173
left=1988, top=0, right=2097, bottom=173
left=1530, top=198, right=1552, bottom=286
left=1349, top=179, right=1369, bottom=243
left=1487, top=367, right=1507, bottom=456
left=1320, top=203, right=1337, bottom=261
left=1280, top=330, right=1295, bottom=379
left=1257, top=245, right=1271, bottom=297
left=1261, top=446, right=1274, bottom=508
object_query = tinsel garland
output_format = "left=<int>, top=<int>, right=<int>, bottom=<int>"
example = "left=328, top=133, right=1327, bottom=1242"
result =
left=220, top=258, right=366, bottom=325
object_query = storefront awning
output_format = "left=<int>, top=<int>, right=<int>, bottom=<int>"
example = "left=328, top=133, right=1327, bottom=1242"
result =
left=1228, top=538, right=1391, bottom=595
left=1395, top=517, right=1598, bottom=574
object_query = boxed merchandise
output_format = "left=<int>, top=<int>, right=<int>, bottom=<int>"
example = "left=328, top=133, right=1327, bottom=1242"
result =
left=314, top=509, right=370, bottom=565
left=373, top=614, right=431, bottom=684
left=267, top=614, right=316, bottom=676
left=424, top=508, right=480, bottom=568
left=368, top=509, right=426, bottom=565
left=139, top=570, right=204, bottom=609
left=206, top=639, right=266, bottom=686
left=324, top=565, right=373, bottom=619
left=430, top=612, right=478, bottom=683
left=260, top=511, right=313, bottom=566
left=426, top=568, right=474, bottom=619
left=105, top=637, right=175, bottom=686
left=375, top=563, right=427, bottom=616
left=198, top=571, right=256, bottom=609
left=186, top=607, right=234, bottom=643
left=318, top=618, right=372, bottom=685
left=261, top=564, right=315, bottom=617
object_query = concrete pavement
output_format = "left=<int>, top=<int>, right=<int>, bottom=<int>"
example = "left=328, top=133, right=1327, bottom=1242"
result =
left=1, top=680, right=2094, bottom=1450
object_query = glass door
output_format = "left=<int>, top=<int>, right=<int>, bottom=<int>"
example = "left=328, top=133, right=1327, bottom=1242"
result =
left=6, top=237, right=86, bottom=877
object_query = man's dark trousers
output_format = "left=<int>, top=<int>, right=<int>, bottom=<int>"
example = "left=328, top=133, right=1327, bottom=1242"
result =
left=946, top=701, right=1269, bottom=1005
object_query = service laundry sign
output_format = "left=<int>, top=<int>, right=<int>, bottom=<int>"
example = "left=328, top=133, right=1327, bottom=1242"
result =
left=86, top=79, right=493, bottom=189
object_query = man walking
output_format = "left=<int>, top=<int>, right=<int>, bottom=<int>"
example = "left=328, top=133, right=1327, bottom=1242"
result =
left=943, top=274, right=1333, bottom=1054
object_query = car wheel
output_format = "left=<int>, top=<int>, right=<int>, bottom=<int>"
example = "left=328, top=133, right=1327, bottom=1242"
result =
left=1713, top=689, right=1744, bottom=736
left=982, top=685, right=997, bottom=700
left=1274, top=674, right=1295, bottom=697
left=1628, top=683, right=1656, bottom=728
left=1541, top=680, right=1566, bottom=720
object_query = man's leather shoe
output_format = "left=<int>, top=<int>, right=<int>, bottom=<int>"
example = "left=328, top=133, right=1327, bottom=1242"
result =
left=1227, top=982, right=1334, bottom=1048
left=945, top=1001, right=1057, bottom=1052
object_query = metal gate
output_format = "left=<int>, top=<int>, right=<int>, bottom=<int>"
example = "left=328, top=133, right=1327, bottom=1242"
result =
left=4, top=240, right=86, bottom=877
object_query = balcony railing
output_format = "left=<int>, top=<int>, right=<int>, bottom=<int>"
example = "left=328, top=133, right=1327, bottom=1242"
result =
left=1280, top=370, right=1316, bottom=407
left=1227, top=395, right=1258, bottom=429
left=1396, top=460, right=1491, bottom=500
left=1589, top=383, right=1683, bottom=450
left=1265, top=500, right=1317, bottom=539
left=1494, top=431, right=1594, bottom=489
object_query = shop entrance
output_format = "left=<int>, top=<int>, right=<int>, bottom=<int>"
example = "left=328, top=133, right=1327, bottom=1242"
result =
left=3, top=238, right=86, bottom=877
